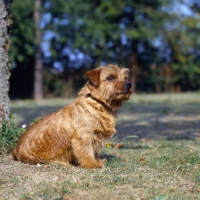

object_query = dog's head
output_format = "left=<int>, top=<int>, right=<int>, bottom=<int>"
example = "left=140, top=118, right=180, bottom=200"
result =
left=81, top=64, right=132, bottom=110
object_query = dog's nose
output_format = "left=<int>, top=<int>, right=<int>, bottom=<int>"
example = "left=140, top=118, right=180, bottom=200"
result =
left=125, top=82, right=131, bottom=89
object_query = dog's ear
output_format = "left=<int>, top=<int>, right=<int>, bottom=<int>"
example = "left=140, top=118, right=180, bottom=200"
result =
left=86, top=68, right=101, bottom=87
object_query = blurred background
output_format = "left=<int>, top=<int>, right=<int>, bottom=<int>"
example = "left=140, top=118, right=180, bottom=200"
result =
left=9, top=0, right=200, bottom=100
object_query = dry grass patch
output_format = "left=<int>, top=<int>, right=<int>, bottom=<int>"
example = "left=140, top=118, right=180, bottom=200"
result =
left=0, top=139, right=200, bottom=200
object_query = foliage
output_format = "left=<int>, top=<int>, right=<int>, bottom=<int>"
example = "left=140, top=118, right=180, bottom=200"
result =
left=9, top=0, right=200, bottom=98
left=0, top=116, right=24, bottom=154
left=9, top=0, right=36, bottom=99
left=162, top=1, right=200, bottom=91
left=44, top=0, right=173, bottom=67
left=10, top=0, right=35, bottom=65
left=43, top=69, right=74, bottom=97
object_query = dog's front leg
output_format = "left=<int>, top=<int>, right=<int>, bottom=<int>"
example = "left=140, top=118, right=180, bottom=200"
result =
left=72, top=138, right=105, bottom=168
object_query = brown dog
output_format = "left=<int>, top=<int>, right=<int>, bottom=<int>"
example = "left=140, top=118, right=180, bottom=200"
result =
left=12, top=64, right=132, bottom=168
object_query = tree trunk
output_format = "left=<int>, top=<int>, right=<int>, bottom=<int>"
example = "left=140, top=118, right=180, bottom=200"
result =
left=0, top=0, right=12, bottom=124
left=130, top=40, right=138, bottom=93
left=33, top=0, right=43, bottom=100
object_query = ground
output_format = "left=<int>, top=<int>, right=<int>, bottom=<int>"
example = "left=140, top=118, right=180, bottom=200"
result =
left=0, top=93, right=200, bottom=199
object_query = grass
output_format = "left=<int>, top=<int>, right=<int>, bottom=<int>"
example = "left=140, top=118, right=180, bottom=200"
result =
left=0, top=140, right=200, bottom=199
left=0, top=93, right=200, bottom=199
left=0, top=116, right=24, bottom=154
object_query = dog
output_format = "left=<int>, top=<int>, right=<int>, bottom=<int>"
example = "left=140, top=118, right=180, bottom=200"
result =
left=12, top=64, right=132, bottom=168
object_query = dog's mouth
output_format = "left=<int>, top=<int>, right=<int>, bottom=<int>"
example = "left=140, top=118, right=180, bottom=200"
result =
left=121, top=86, right=133, bottom=95
left=110, top=89, right=132, bottom=100
left=118, top=90, right=131, bottom=95
left=114, top=84, right=132, bottom=95
left=109, top=90, right=131, bottom=109
left=126, top=88, right=132, bottom=94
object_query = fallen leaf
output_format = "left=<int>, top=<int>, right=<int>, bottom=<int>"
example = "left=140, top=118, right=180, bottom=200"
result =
left=141, top=138, right=147, bottom=143
left=105, top=143, right=114, bottom=149
left=178, top=157, right=184, bottom=163
left=138, top=174, right=142, bottom=179
left=115, top=142, right=123, bottom=149
left=63, top=195, right=73, bottom=200
left=140, top=158, right=145, bottom=162
left=169, top=188, right=176, bottom=192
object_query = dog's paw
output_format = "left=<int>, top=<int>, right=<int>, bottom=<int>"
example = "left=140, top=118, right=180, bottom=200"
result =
left=97, top=158, right=106, bottom=166
left=80, top=159, right=106, bottom=169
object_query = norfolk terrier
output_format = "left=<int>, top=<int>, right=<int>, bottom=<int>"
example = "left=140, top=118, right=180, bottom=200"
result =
left=12, top=64, right=132, bottom=168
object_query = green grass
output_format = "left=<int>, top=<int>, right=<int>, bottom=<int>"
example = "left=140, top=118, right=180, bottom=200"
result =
left=0, top=140, right=199, bottom=199
left=0, top=93, right=200, bottom=199
left=0, top=116, right=24, bottom=154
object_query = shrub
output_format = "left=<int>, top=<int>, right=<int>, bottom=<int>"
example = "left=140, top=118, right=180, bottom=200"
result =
left=0, top=116, right=24, bottom=154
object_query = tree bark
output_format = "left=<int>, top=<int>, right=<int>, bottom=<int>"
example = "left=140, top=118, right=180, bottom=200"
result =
left=33, top=0, right=43, bottom=100
left=130, top=40, right=138, bottom=93
left=0, top=0, right=11, bottom=124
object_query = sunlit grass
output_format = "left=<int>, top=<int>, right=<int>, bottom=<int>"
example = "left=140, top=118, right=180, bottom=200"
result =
left=10, top=92, right=200, bottom=127
left=1, top=139, right=200, bottom=199
left=9, top=92, right=200, bottom=108
left=10, top=97, right=74, bottom=108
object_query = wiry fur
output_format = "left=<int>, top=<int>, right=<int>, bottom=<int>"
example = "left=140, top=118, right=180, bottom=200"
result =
left=12, top=64, right=132, bottom=168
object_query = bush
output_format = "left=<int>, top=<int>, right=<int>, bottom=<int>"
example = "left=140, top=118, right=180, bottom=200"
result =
left=0, top=116, right=24, bottom=154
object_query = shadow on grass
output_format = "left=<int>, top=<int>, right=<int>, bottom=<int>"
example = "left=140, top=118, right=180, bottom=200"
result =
left=116, top=101, right=200, bottom=141
left=117, top=115, right=200, bottom=141
left=116, top=117, right=200, bottom=141
left=118, top=145, right=150, bottom=150
left=10, top=106, right=63, bottom=126
left=10, top=101, right=200, bottom=141
left=100, top=154, right=117, bottom=162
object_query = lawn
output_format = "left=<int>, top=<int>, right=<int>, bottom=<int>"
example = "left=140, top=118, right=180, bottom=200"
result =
left=0, top=93, right=200, bottom=199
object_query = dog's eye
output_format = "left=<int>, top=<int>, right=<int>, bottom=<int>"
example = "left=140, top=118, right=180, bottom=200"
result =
left=107, top=75, right=114, bottom=81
